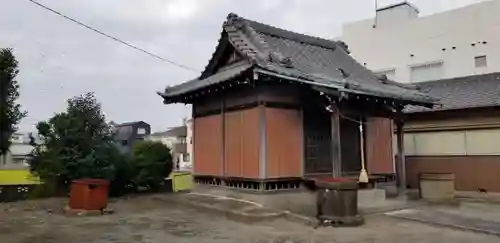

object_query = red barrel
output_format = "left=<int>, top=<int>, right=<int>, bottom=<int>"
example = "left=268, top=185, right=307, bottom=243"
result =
left=68, top=179, right=110, bottom=210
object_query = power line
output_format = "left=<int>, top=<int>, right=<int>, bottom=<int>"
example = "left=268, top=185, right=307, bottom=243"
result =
left=25, top=0, right=200, bottom=73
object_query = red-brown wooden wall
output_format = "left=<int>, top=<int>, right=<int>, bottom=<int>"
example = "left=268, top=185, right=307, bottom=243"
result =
left=365, top=117, right=394, bottom=174
left=224, top=108, right=260, bottom=178
left=265, top=108, right=302, bottom=178
left=193, top=115, right=223, bottom=176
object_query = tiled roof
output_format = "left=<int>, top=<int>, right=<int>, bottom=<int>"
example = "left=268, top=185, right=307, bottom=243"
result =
left=159, top=13, right=437, bottom=106
left=150, top=126, right=187, bottom=138
left=115, top=121, right=149, bottom=127
left=160, top=61, right=252, bottom=98
left=406, top=72, right=500, bottom=113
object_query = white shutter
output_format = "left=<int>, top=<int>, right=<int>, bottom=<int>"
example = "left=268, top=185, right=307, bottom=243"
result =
left=410, top=62, right=444, bottom=82
left=413, top=131, right=466, bottom=155
left=465, top=129, right=500, bottom=155
left=375, top=69, right=396, bottom=80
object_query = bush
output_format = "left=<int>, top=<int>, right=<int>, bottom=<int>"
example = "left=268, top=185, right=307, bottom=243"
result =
left=28, top=93, right=175, bottom=197
left=131, top=140, right=173, bottom=192
left=29, top=93, right=119, bottom=192
left=109, top=152, right=135, bottom=197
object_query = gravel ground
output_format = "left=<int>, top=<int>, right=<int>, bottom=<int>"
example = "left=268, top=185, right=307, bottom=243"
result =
left=1, top=195, right=499, bottom=243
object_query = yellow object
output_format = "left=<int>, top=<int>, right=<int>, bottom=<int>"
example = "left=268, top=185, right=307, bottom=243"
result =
left=0, top=169, right=41, bottom=185
left=169, top=171, right=193, bottom=192
left=358, top=123, right=369, bottom=183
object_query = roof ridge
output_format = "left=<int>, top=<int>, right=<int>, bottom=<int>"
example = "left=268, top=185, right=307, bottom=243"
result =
left=416, top=72, right=500, bottom=85
left=225, top=13, right=298, bottom=69
left=233, top=14, right=338, bottom=50
left=225, top=13, right=272, bottom=62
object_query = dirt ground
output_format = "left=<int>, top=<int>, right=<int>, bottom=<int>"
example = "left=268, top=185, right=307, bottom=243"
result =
left=1, top=194, right=499, bottom=243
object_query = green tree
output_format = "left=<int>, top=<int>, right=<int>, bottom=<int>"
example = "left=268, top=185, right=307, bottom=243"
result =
left=0, top=48, right=27, bottom=163
left=132, top=140, right=173, bottom=191
left=29, top=92, right=118, bottom=189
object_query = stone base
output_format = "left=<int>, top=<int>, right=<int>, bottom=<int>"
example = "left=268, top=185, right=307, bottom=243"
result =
left=318, top=214, right=365, bottom=227
left=63, top=205, right=114, bottom=216
left=423, top=198, right=461, bottom=206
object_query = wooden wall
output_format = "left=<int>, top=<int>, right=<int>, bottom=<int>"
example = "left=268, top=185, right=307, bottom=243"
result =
left=192, top=84, right=303, bottom=180
left=406, top=155, right=500, bottom=192
left=365, top=117, right=394, bottom=174
left=224, top=108, right=260, bottom=178
left=265, top=108, right=302, bottom=178
left=193, top=115, right=223, bottom=176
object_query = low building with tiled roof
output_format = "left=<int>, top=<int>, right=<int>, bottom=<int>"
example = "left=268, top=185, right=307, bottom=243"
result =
left=400, top=72, right=500, bottom=193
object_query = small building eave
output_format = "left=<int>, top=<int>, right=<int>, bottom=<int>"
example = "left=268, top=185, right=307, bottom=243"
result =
left=254, top=68, right=437, bottom=109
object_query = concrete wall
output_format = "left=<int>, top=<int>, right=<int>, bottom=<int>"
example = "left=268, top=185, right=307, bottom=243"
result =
left=375, top=2, right=419, bottom=28
left=341, top=0, right=500, bottom=83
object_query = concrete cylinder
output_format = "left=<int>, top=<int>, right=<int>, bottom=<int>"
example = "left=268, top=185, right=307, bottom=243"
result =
left=419, top=173, right=455, bottom=202
left=315, top=179, right=364, bottom=226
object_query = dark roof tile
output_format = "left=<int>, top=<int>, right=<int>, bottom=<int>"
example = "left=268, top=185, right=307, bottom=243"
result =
left=150, top=126, right=187, bottom=137
left=159, top=13, right=437, bottom=106
left=406, top=72, right=500, bottom=113
left=159, top=61, right=252, bottom=99
left=115, top=121, right=149, bottom=127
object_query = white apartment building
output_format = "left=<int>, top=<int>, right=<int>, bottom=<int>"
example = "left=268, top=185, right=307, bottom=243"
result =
left=147, top=126, right=190, bottom=168
left=0, top=132, right=33, bottom=169
left=185, top=118, right=193, bottom=167
left=341, top=0, right=500, bottom=83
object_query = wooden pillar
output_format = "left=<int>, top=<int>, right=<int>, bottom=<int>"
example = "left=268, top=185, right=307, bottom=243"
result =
left=331, top=105, right=342, bottom=177
left=395, top=118, right=406, bottom=194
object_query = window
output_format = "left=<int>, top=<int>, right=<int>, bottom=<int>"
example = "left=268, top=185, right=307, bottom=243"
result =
left=410, top=61, right=443, bottom=82
left=375, top=69, right=396, bottom=81
left=475, top=55, right=487, bottom=68
left=121, top=140, right=128, bottom=146
left=137, top=128, right=147, bottom=135
left=12, top=158, right=25, bottom=164
left=183, top=153, right=190, bottom=162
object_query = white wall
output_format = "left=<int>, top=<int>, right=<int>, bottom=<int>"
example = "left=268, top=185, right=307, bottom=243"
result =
left=0, top=133, right=33, bottom=169
left=376, top=3, right=419, bottom=27
left=147, top=133, right=190, bottom=167
left=147, top=136, right=177, bottom=149
left=185, top=119, right=193, bottom=165
left=341, top=0, right=500, bottom=83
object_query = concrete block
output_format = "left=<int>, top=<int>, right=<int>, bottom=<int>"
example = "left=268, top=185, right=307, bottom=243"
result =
left=358, top=189, right=386, bottom=202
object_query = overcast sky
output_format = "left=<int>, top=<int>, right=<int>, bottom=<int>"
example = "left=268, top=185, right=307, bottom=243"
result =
left=1, top=0, right=485, bottom=133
